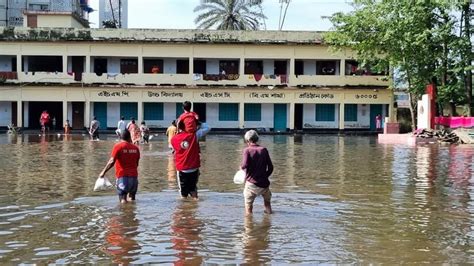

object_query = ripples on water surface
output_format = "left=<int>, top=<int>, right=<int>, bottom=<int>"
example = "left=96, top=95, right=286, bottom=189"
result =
left=0, top=134, right=473, bottom=264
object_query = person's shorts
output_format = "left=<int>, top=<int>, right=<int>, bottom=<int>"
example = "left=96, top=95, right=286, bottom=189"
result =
left=92, top=131, right=99, bottom=139
left=116, top=177, right=138, bottom=201
left=243, top=181, right=271, bottom=206
left=177, top=170, right=199, bottom=197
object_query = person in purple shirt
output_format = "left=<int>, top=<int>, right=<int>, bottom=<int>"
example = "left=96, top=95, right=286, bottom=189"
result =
left=240, top=130, right=274, bottom=215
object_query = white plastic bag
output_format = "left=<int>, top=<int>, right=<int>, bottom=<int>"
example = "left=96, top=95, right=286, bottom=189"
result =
left=233, top=170, right=246, bottom=184
left=93, top=177, right=114, bottom=191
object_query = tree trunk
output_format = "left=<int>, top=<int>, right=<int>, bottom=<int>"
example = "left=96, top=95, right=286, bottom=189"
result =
left=463, top=2, right=472, bottom=116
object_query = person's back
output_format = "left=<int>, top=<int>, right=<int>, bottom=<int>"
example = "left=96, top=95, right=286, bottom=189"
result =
left=242, top=144, right=273, bottom=188
left=118, top=119, right=126, bottom=131
left=171, top=132, right=200, bottom=171
left=112, top=141, right=140, bottom=177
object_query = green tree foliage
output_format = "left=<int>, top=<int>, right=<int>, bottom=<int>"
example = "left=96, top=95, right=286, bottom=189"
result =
left=325, top=0, right=473, bottom=127
left=194, top=0, right=266, bottom=30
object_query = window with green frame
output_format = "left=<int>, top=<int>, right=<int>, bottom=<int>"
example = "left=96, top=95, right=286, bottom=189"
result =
left=219, top=103, right=238, bottom=121
left=315, top=104, right=335, bottom=121
left=244, top=103, right=261, bottom=121
left=144, top=103, right=164, bottom=120
left=344, top=104, right=358, bottom=122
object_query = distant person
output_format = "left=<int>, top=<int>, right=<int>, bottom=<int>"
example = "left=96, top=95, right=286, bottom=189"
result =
left=64, top=119, right=71, bottom=134
left=376, top=114, right=382, bottom=130
left=177, top=101, right=199, bottom=133
left=140, top=121, right=150, bottom=144
left=39, top=110, right=50, bottom=133
left=52, top=117, right=56, bottom=130
left=89, top=116, right=100, bottom=140
left=151, top=65, right=160, bottom=74
left=240, top=130, right=273, bottom=215
left=99, top=129, right=140, bottom=204
left=171, top=121, right=210, bottom=199
left=116, top=116, right=126, bottom=139
left=166, top=120, right=178, bottom=150
left=127, top=118, right=140, bottom=145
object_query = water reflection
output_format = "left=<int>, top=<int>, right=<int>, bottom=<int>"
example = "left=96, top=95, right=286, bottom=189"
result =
left=104, top=205, right=140, bottom=264
left=242, top=215, right=271, bottom=264
left=171, top=201, right=203, bottom=265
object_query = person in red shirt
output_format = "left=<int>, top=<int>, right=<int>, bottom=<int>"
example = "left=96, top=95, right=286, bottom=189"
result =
left=171, top=122, right=210, bottom=199
left=177, top=101, right=199, bottom=133
left=99, top=129, right=140, bottom=203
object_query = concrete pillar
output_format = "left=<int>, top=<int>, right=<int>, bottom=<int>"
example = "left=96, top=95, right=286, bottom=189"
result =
left=340, top=59, right=346, bottom=76
left=189, top=56, right=194, bottom=74
left=85, top=101, right=91, bottom=128
left=62, top=55, right=68, bottom=73
left=16, top=55, right=22, bottom=72
left=85, top=56, right=91, bottom=73
left=289, top=102, right=295, bottom=130
left=138, top=102, right=144, bottom=123
left=62, top=100, right=68, bottom=125
left=239, top=102, right=245, bottom=129
left=388, top=102, right=394, bottom=123
left=339, top=103, right=345, bottom=130
left=17, top=100, right=22, bottom=127
left=239, top=57, right=245, bottom=75
left=138, top=56, right=143, bottom=74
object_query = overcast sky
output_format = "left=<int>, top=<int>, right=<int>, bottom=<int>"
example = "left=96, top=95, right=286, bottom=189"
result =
left=88, top=0, right=354, bottom=30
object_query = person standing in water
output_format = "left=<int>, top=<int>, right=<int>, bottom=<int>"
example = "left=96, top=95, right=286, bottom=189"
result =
left=166, top=120, right=178, bottom=151
left=116, top=116, right=126, bottom=139
left=99, top=130, right=140, bottom=204
left=140, top=121, right=150, bottom=144
left=89, top=116, right=100, bottom=140
left=171, top=121, right=210, bottom=199
left=241, top=130, right=273, bottom=215
left=127, top=118, right=140, bottom=145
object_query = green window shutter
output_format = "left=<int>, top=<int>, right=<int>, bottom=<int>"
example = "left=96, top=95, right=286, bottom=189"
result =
left=344, top=104, right=358, bottom=121
left=219, top=103, right=238, bottom=121
left=244, top=103, right=261, bottom=121
left=144, top=103, right=164, bottom=120
left=120, top=102, right=138, bottom=120
left=315, top=104, right=335, bottom=121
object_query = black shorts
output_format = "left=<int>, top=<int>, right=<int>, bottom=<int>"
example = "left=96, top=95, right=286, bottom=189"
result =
left=177, top=170, right=199, bottom=197
left=116, top=177, right=138, bottom=201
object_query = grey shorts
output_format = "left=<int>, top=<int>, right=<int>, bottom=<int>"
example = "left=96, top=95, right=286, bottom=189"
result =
left=116, top=177, right=138, bottom=201
left=243, top=181, right=271, bottom=206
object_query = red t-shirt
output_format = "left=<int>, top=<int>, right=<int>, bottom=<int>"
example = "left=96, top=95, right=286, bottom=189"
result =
left=171, top=132, right=200, bottom=171
left=178, top=111, right=199, bottom=133
left=110, top=141, right=140, bottom=178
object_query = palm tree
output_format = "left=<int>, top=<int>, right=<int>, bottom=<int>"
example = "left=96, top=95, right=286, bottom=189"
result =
left=194, top=0, right=266, bottom=30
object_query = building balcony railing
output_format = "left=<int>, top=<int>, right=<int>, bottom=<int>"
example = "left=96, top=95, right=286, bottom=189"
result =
left=82, top=73, right=191, bottom=85
left=16, top=72, right=76, bottom=84
left=294, top=75, right=388, bottom=87
left=5, top=72, right=389, bottom=87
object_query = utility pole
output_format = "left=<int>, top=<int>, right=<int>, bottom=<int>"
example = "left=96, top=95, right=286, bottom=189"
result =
left=118, top=0, right=121, bottom=28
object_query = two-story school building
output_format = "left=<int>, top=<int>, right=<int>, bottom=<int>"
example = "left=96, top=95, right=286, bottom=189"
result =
left=0, top=27, right=393, bottom=131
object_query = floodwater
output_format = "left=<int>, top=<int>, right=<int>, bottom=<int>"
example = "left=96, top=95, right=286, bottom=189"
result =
left=0, top=133, right=473, bottom=264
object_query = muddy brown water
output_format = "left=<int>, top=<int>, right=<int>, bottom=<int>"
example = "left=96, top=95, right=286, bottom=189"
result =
left=0, top=133, right=473, bottom=264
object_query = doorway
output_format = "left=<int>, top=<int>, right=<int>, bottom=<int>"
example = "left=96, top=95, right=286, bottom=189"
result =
left=273, top=104, right=287, bottom=132
left=193, top=103, right=206, bottom=122
left=11, top=102, right=17, bottom=127
left=28, top=102, right=63, bottom=129
left=94, top=58, right=107, bottom=76
left=72, top=56, right=84, bottom=81
left=274, top=60, right=288, bottom=75
left=370, top=104, right=383, bottom=130
left=72, top=102, right=84, bottom=129
left=294, top=104, right=303, bottom=130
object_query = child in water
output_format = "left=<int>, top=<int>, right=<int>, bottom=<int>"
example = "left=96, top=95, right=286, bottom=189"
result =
left=177, top=101, right=199, bottom=133
left=140, top=121, right=150, bottom=144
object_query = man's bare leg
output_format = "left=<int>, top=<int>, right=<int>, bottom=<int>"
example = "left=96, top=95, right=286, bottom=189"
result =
left=245, top=204, right=253, bottom=215
left=264, top=200, right=272, bottom=214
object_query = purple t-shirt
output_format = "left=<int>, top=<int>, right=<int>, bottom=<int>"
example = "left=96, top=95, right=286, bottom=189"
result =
left=240, top=144, right=273, bottom=188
